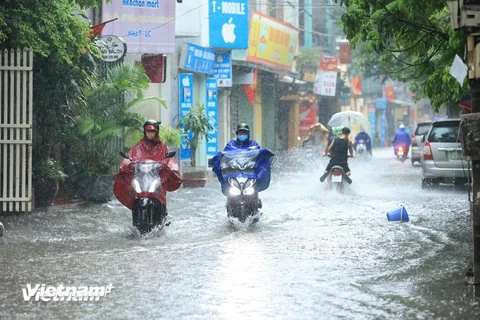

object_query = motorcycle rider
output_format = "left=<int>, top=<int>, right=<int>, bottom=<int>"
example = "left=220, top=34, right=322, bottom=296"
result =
left=354, top=130, right=373, bottom=155
left=392, top=124, right=412, bottom=156
left=122, top=120, right=169, bottom=165
left=319, top=127, right=354, bottom=184
left=224, top=123, right=260, bottom=151
left=222, top=123, right=262, bottom=207
left=115, top=119, right=182, bottom=211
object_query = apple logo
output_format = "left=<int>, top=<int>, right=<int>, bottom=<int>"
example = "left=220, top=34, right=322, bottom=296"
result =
left=222, top=18, right=236, bottom=44
left=182, top=76, right=190, bottom=87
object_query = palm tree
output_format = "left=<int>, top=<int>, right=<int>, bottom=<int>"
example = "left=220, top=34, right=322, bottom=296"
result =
left=75, top=62, right=167, bottom=178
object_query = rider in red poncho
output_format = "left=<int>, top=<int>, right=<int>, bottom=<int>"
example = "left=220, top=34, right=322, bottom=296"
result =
left=113, top=120, right=182, bottom=209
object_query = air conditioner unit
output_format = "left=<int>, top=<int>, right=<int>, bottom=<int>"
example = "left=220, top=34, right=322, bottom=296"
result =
left=460, top=0, right=480, bottom=27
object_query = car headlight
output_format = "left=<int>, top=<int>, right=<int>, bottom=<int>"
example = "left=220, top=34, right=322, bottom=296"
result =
left=243, top=187, right=255, bottom=195
left=229, top=187, right=241, bottom=196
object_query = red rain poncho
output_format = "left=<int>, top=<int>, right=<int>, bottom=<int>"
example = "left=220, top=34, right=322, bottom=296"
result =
left=113, top=137, right=182, bottom=209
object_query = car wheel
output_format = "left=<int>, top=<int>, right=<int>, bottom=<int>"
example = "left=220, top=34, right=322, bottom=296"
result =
left=421, top=178, right=438, bottom=189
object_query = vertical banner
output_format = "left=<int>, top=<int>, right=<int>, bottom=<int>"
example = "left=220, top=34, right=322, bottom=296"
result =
left=179, top=74, right=194, bottom=162
left=380, top=109, right=387, bottom=147
left=313, top=56, right=338, bottom=96
left=206, top=78, right=218, bottom=158
left=368, top=107, right=376, bottom=146
left=298, top=95, right=318, bottom=137
left=242, top=69, right=257, bottom=107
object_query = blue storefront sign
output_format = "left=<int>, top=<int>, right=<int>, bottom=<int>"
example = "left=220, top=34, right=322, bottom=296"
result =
left=183, top=43, right=216, bottom=74
left=212, top=51, right=232, bottom=87
left=380, top=110, right=387, bottom=147
left=368, top=110, right=376, bottom=146
left=209, top=0, right=249, bottom=49
left=206, top=78, right=219, bottom=158
left=179, top=74, right=194, bottom=161
left=376, top=98, right=387, bottom=110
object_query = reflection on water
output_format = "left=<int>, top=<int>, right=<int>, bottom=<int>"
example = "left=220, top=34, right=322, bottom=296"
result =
left=0, top=148, right=478, bottom=319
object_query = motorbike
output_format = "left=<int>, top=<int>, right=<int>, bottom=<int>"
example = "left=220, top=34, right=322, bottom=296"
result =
left=394, top=145, right=408, bottom=162
left=113, top=151, right=182, bottom=234
left=326, top=165, right=349, bottom=192
left=209, top=148, right=274, bottom=223
left=354, top=139, right=370, bottom=160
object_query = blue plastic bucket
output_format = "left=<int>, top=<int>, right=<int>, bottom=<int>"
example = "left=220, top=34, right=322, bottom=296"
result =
left=386, top=205, right=409, bottom=222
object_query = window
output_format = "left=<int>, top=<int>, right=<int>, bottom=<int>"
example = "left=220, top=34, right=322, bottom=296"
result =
left=428, top=122, right=460, bottom=143
left=268, top=0, right=284, bottom=20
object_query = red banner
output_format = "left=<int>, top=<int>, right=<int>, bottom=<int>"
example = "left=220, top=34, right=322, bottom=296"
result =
left=242, top=70, right=258, bottom=107
left=319, top=56, right=338, bottom=71
left=352, top=75, right=362, bottom=95
left=385, top=85, right=395, bottom=101
left=339, top=43, right=352, bottom=64
left=299, top=95, right=318, bottom=137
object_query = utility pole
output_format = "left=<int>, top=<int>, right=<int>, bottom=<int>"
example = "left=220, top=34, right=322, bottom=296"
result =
left=448, top=0, right=480, bottom=292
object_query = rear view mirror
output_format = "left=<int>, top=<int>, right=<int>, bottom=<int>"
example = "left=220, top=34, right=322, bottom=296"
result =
left=165, top=150, right=176, bottom=159
left=119, top=152, right=131, bottom=160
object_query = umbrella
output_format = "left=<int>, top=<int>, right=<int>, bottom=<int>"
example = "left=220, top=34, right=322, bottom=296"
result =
left=309, top=122, right=329, bottom=133
left=327, top=111, right=371, bottom=136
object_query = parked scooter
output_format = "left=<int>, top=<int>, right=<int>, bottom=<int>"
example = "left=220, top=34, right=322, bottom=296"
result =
left=113, top=151, right=182, bottom=234
left=209, top=148, right=274, bottom=223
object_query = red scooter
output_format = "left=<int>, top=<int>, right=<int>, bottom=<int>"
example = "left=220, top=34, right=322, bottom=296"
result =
left=394, top=145, right=409, bottom=162
left=113, top=151, right=182, bottom=234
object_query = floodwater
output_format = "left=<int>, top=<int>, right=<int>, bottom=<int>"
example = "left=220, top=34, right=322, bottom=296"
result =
left=0, top=148, right=478, bottom=319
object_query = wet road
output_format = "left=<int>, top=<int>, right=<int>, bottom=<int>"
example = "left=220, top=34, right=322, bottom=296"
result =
left=0, top=148, right=478, bottom=319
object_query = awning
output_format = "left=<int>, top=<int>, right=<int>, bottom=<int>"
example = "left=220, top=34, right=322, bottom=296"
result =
left=389, top=99, right=414, bottom=106
left=232, top=59, right=299, bottom=78
left=279, top=75, right=306, bottom=84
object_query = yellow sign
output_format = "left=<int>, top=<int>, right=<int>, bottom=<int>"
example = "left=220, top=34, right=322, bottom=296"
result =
left=247, top=11, right=299, bottom=70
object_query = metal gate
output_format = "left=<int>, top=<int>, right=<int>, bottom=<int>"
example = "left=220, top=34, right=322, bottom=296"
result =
left=0, top=49, right=33, bottom=212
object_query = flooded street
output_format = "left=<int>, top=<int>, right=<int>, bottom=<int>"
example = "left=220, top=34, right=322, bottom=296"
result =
left=1, top=148, right=478, bottom=319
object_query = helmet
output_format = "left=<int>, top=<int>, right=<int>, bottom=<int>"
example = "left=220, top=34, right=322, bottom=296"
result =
left=236, top=123, right=250, bottom=135
left=144, top=119, right=159, bottom=132
left=399, top=124, right=405, bottom=129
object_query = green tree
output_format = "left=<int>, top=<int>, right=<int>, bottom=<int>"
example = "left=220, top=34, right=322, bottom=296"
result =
left=74, top=63, right=167, bottom=179
left=336, top=0, right=467, bottom=111
left=0, top=0, right=108, bottom=177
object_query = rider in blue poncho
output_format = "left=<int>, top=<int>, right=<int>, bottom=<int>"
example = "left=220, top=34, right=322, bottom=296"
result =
left=224, top=123, right=260, bottom=151
left=354, top=131, right=372, bottom=155
left=392, top=124, right=412, bottom=155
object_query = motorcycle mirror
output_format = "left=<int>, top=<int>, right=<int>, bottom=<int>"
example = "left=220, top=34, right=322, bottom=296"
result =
left=119, top=152, right=131, bottom=160
left=165, top=150, right=176, bottom=159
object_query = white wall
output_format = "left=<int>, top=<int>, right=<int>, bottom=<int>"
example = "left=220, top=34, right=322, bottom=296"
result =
left=175, top=1, right=203, bottom=38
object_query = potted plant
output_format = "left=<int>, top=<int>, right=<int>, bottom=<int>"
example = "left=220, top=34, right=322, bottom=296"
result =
left=179, top=103, right=213, bottom=187
left=74, top=62, right=167, bottom=202
left=32, top=159, right=67, bottom=210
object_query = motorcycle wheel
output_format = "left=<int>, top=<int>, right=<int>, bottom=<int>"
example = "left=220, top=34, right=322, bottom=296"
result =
left=132, top=198, right=166, bottom=234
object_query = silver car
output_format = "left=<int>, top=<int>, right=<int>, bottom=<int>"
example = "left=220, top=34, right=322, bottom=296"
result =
left=411, top=121, right=432, bottom=166
left=420, top=119, right=472, bottom=188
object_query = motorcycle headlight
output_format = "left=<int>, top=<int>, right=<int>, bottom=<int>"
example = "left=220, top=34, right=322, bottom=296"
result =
left=229, top=187, right=241, bottom=196
left=243, top=187, right=255, bottom=195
